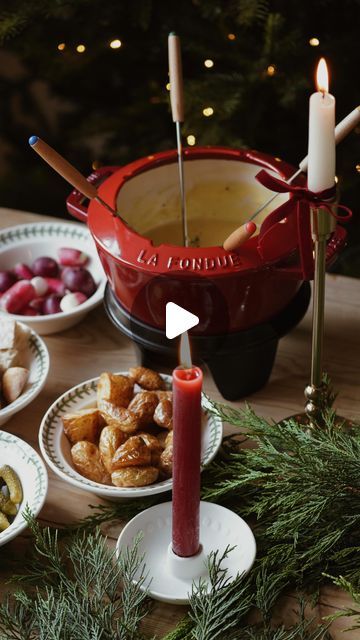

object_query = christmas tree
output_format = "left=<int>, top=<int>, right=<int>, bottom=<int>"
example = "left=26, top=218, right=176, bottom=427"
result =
left=0, top=0, right=359, bottom=273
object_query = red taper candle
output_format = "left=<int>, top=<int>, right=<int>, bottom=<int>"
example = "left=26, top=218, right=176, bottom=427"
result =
left=172, top=332, right=203, bottom=557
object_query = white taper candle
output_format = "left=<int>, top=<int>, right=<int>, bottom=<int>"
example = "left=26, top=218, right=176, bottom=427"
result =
left=307, top=58, right=336, bottom=193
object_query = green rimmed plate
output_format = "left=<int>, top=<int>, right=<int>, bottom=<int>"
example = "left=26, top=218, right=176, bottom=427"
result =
left=0, top=320, right=50, bottom=426
left=0, top=221, right=106, bottom=335
left=39, top=373, right=223, bottom=499
left=0, top=431, right=48, bottom=546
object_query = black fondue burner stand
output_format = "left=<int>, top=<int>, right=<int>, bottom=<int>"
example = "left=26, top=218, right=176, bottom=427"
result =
left=104, top=282, right=311, bottom=401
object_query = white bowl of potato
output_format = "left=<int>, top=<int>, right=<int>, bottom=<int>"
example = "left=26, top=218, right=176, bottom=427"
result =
left=0, top=316, right=50, bottom=426
left=39, top=367, right=223, bottom=500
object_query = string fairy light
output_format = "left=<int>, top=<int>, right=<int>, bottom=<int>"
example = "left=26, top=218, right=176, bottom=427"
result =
left=204, top=59, right=214, bottom=68
left=110, top=39, right=122, bottom=49
left=187, top=135, right=196, bottom=145
left=57, top=43, right=66, bottom=51
left=356, top=164, right=360, bottom=173
left=166, top=82, right=171, bottom=91
left=227, top=33, right=236, bottom=40
left=202, top=107, right=214, bottom=117
left=267, top=64, right=276, bottom=76
left=309, top=37, right=320, bottom=46
left=76, top=44, right=86, bottom=53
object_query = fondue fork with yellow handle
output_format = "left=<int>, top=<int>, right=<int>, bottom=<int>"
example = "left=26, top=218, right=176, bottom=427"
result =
left=224, top=105, right=360, bottom=251
left=168, top=32, right=188, bottom=247
left=28, top=136, right=123, bottom=220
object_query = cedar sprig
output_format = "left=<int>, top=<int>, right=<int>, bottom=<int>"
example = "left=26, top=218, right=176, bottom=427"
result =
left=0, top=509, right=150, bottom=640
left=201, top=401, right=360, bottom=591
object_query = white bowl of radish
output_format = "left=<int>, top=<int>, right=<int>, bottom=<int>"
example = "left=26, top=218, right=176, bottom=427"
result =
left=0, top=222, right=106, bottom=335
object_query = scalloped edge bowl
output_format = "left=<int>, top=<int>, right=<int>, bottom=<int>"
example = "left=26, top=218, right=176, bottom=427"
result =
left=0, top=222, right=106, bottom=335
left=39, top=373, right=223, bottom=500
left=0, top=320, right=50, bottom=426
left=0, top=431, right=48, bottom=546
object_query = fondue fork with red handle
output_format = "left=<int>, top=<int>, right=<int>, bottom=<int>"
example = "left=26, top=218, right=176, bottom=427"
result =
left=28, top=136, right=122, bottom=220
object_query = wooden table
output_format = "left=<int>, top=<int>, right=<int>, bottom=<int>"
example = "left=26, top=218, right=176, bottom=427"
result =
left=1, top=208, right=359, bottom=638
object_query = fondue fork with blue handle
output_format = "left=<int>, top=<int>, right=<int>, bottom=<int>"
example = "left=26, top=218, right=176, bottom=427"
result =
left=28, top=136, right=122, bottom=220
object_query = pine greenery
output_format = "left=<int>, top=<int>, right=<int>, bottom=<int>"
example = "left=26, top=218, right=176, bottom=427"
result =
left=1, top=393, right=359, bottom=638
left=0, top=509, right=150, bottom=640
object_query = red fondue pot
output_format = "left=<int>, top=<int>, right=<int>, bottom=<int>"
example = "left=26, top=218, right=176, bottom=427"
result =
left=66, top=147, right=345, bottom=335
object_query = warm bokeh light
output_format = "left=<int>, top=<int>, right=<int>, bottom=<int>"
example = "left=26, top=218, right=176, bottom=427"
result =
left=309, top=37, right=320, bottom=47
left=57, top=43, right=66, bottom=51
left=204, top=59, right=214, bottom=68
left=202, top=107, right=214, bottom=117
left=187, top=134, right=196, bottom=146
left=267, top=64, right=276, bottom=76
left=356, top=164, right=360, bottom=173
left=316, top=57, right=329, bottom=93
left=166, top=82, right=171, bottom=91
left=179, top=332, right=192, bottom=368
left=110, top=39, right=122, bottom=49
left=76, top=44, right=86, bottom=53
left=227, top=33, right=236, bottom=40
left=109, top=38, right=122, bottom=49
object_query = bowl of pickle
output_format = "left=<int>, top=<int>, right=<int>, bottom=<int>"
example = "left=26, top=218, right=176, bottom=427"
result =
left=0, top=431, right=48, bottom=546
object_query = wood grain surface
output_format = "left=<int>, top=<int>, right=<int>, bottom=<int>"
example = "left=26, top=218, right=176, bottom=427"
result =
left=0, top=207, right=359, bottom=637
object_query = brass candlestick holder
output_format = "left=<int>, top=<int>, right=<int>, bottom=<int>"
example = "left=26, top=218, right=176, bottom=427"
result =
left=304, top=203, right=336, bottom=428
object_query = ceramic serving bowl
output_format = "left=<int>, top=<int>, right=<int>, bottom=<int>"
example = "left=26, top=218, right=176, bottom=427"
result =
left=0, top=321, right=50, bottom=427
left=39, top=373, right=223, bottom=500
left=0, top=222, right=106, bottom=335
left=0, top=431, right=48, bottom=547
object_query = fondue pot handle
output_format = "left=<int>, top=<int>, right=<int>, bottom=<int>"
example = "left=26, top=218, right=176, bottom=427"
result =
left=66, top=166, right=118, bottom=223
left=271, top=227, right=347, bottom=279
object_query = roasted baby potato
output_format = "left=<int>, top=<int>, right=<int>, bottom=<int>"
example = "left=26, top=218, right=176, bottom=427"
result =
left=2, top=367, right=29, bottom=404
left=129, top=367, right=166, bottom=391
left=111, top=435, right=151, bottom=470
left=97, top=372, right=134, bottom=407
left=157, top=430, right=169, bottom=449
left=111, top=466, right=159, bottom=487
left=98, top=401, right=140, bottom=433
left=71, top=441, right=110, bottom=484
left=153, top=399, right=173, bottom=430
left=155, top=390, right=173, bottom=402
left=138, top=432, right=162, bottom=465
left=127, top=391, right=158, bottom=426
left=159, top=442, right=173, bottom=477
left=99, top=425, right=126, bottom=473
left=62, top=408, right=102, bottom=445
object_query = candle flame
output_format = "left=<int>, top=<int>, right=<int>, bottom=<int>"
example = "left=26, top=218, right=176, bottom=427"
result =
left=316, top=57, right=329, bottom=94
left=179, top=331, right=192, bottom=368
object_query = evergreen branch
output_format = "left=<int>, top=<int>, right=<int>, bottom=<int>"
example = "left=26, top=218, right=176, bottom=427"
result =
left=188, top=546, right=253, bottom=640
left=0, top=513, right=150, bottom=640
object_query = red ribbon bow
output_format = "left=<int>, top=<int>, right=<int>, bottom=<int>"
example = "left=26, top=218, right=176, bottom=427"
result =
left=255, top=169, right=352, bottom=279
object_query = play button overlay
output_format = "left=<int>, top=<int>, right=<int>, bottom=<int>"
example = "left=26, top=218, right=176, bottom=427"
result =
left=166, top=302, right=199, bottom=339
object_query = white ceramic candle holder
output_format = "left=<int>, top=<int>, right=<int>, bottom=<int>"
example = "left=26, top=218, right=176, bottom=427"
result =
left=116, top=500, right=256, bottom=605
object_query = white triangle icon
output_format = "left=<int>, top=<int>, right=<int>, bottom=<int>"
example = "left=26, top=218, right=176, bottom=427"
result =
left=166, top=302, right=199, bottom=339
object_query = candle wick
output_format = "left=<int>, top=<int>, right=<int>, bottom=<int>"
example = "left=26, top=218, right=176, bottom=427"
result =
left=321, top=89, right=325, bottom=99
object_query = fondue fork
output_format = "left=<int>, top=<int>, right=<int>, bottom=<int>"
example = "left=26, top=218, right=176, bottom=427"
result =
left=168, top=32, right=188, bottom=247
left=224, top=106, right=360, bottom=251
left=28, top=136, right=121, bottom=219
left=248, top=105, right=360, bottom=221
